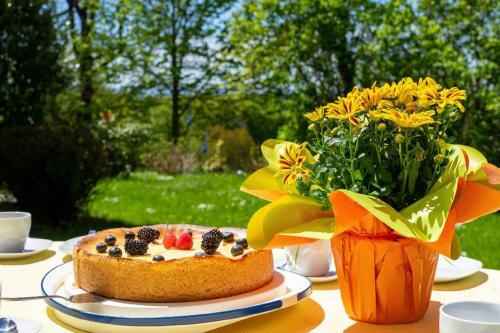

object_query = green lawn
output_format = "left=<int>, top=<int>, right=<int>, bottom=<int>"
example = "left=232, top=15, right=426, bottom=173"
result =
left=35, top=171, right=500, bottom=269
left=87, top=171, right=266, bottom=228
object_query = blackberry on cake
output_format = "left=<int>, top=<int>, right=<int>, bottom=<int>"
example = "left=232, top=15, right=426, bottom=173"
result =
left=202, top=228, right=223, bottom=243
left=138, top=227, right=160, bottom=243
left=124, top=239, right=148, bottom=255
left=201, top=230, right=222, bottom=254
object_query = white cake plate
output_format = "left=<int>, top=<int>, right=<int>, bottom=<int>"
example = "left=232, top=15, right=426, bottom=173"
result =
left=59, top=236, right=83, bottom=255
left=41, top=262, right=311, bottom=333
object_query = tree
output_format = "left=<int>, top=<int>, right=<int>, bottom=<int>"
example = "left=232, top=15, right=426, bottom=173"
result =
left=0, top=0, right=64, bottom=125
left=227, top=0, right=499, bottom=163
left=226, top=0, right=380, bottom=139
left=63, top=0, right=130, bottom=122
left=361, top=0, right=499, bottom=164
left=66, top=0, right=97, bottom=115
left=126, top=0, right=234, bottom=143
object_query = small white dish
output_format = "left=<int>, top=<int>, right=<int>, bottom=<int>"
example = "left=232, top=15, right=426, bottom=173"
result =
left=440, top=301, right=500, bottom=333
left=59, top=236, right=83, bottom=255
left=273, top=248, right=337, bottom=283
left=42, top=262, right=312, bottom=332
left=435, top=255, right=483, bottom=283
left=284, top=240, right=332, bottom=277
left=0, top=238, right=52, bottom=259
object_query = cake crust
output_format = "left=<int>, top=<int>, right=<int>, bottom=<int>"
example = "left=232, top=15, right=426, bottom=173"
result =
left=73, top=225, right=274, bottom=302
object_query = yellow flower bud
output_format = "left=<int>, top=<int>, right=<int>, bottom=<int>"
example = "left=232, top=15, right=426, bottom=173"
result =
left=434, top=154, right=444, bottom=164
left=395, top=133, right=405, bottom=143
left=416, top=148, right=426, bottom=161
left=377, top=123, right=386, bottom=131
left=308, top=123, right=316, bottom=131
left=435, top=139, right=446, bottom=148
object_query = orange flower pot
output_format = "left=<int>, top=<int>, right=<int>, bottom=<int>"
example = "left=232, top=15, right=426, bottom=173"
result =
left=332, top=230, right=438, bottom=324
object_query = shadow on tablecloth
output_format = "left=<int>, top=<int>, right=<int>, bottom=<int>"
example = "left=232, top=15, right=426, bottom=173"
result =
left=46, top=308, right=86, bottom=333
left=0, top=250, right=56, bottom=265
left=212, top=298, right=325, bottom=333
left=343, top=300, right=441, bottom=333
left=432, top=271, right=488, bottom=291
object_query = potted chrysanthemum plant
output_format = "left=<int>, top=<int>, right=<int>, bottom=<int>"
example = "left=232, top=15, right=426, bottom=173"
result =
left=241, top=77, right=500, bottom=324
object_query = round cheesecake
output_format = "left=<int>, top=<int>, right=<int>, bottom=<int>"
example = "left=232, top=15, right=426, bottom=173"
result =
left=73, top=224, right=274, bottom=302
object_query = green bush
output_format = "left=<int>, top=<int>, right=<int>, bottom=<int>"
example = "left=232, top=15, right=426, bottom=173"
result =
left=141, top=137, right=202, bottom=174
left=0, top=124, right=110, bottom=225
left=209, top=126, right=263, bottom=171
left=141, top=126, right=264, bottom=174
left=96, top=120, right=152, bottom=175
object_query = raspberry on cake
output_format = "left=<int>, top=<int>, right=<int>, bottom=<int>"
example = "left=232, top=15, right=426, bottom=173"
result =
left=175, top=231, right=193, bottom=250
left=73, top=224, right=274, bottom=302
left=163, top=232, right=177, bottom=249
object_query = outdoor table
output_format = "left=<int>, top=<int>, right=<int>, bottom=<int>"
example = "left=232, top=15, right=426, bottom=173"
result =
left=0, top=242, right=498, bottom=333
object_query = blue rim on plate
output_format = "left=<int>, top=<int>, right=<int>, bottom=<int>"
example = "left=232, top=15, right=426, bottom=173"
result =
left=41, top=262, right=312, bottom=326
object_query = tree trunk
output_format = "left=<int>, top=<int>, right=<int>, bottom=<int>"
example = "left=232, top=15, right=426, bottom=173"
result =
left=172, top=77, right=180, bottom=144
left=170, top=4, right=180, bottom=144
left=67, top=0, right=94, bottom=122
left=79, top=53, right=94, bottom=121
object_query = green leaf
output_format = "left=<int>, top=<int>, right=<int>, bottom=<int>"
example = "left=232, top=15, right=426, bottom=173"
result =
left=408, top=159, right=420, bottom=195
left=353, top=169, right=363, bottom=181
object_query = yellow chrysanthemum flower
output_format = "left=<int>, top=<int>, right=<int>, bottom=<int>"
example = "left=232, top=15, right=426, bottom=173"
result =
left=360, top=83, right=385, bottom=109
left=275, top=143, right=310, bottom=185
left=417, top=77, right=440, bottom=90
left=378, top=78, right=417, bottom=110
left=305, top=106, right=326, bottom=122
left=381, top=109, right=436, bottom=128
left=369, top=110, right=384, bottom=121
left=438, top=87, right=466, bottom=112
left=414, top=77, right=441, bottom=108
left=305, top=77, right=464, bottom=129
left=325, top=95, right=363, bottom=127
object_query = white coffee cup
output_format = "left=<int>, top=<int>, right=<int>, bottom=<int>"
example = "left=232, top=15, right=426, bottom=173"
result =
left=440, top=301, right=500, bottom=333
left=0, top=212, right=31, bottom=253
left=284, top=239, right=332, bottom=277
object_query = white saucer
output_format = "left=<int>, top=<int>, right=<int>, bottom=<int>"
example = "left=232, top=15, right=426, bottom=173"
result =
left=435, top=255, right=483, bottom=283
left=0, top=238, right=52, bottom=259
left=307, top=269, right=338, bottom=283
left=59, top=236, right=83, bottom=255
left=275, top=263, right=337, bottom=283
left=42, top=262, right=312, bottom=333
left=4, top=316, right=42, bottom=333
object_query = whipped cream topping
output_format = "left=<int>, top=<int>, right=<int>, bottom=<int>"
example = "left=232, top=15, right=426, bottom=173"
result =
left=90, top=233, right=252, bottom=261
